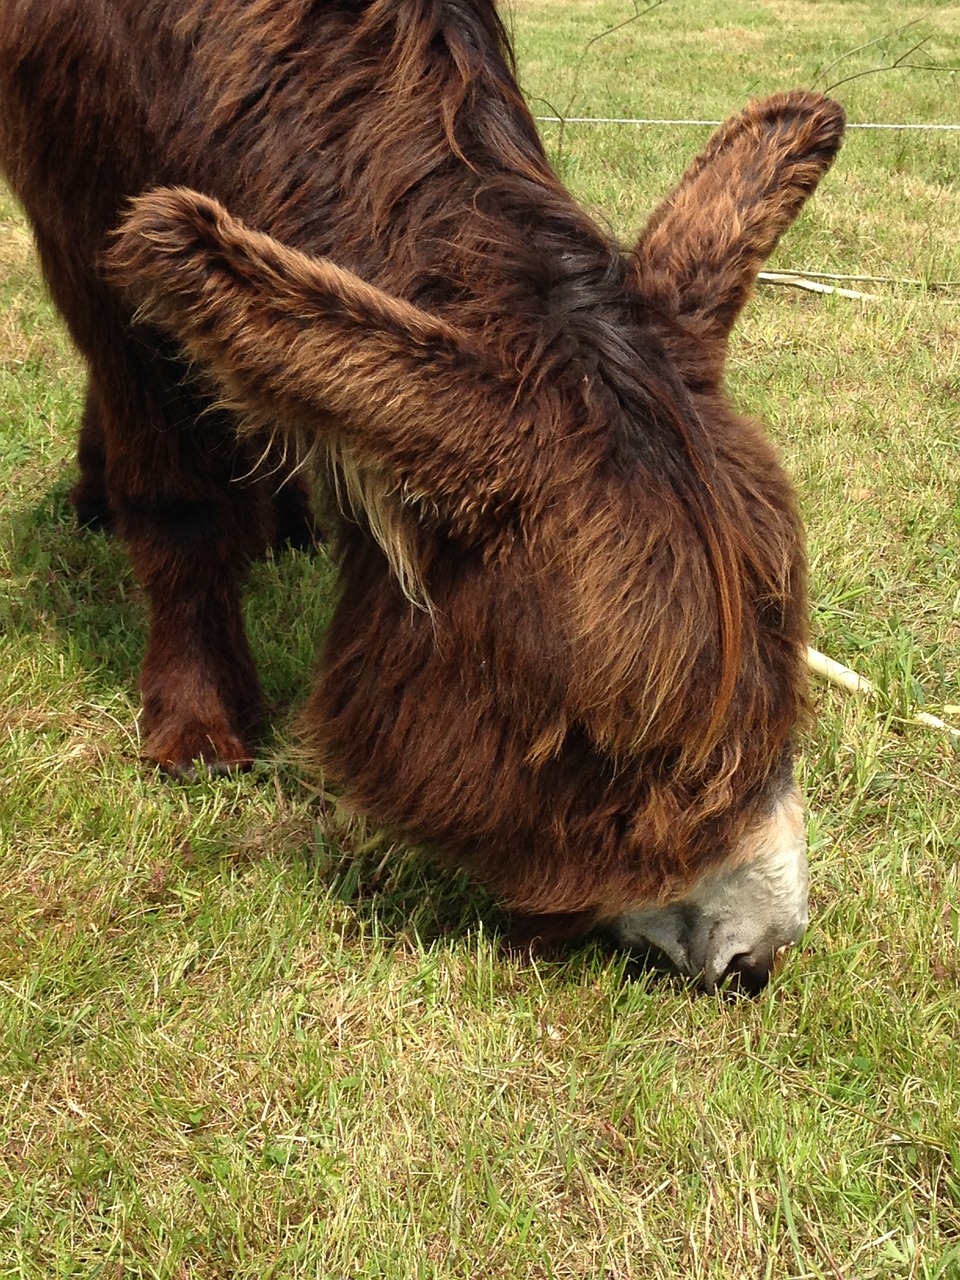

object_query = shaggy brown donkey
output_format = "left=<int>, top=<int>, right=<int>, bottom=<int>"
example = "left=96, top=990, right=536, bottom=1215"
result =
left=0, top=0, right=844, bottom=989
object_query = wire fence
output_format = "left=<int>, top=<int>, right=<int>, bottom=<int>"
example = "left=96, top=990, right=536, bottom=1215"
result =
left=534, top=112, right=960, bottom=295
left=535, top=115, right=960, bottom=131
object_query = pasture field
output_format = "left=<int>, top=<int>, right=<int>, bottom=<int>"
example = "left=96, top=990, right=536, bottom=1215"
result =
left=1, top=1, right=959, bottom=1276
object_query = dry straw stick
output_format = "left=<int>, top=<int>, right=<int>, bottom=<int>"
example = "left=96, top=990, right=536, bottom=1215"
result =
left=758, top=271, right=960, bottom=301
left=807, top=647, right=960, bottom=740
left=758, top=272, right=881, bottom=301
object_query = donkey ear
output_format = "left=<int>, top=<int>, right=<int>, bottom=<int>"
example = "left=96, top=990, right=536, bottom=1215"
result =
left=104, top=187, right=527, bottom=539
left=632, top=91, right=845, bottom=387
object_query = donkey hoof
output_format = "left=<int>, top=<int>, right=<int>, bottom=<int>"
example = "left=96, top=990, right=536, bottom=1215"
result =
left=159, top=754, right=254, bottom=783
left=145, top=722, right=254, bottom=781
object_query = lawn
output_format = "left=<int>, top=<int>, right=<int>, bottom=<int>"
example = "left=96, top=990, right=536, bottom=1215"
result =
left=1, top=2, right=959, bottom=1276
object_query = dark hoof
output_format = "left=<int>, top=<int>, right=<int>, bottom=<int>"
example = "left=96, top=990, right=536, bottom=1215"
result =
left=70, top=487, right=115, bottom=533
left=144, top=721, right=255, bottom=781
left=276, top=515, right=324, bottom=552
left=159, top=756, right=253, bottom=783
left=270, top=483, right=323, bottom=552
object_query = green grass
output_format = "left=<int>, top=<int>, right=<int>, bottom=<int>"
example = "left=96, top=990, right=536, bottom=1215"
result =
left=2, top=2, right=960, bottom=1276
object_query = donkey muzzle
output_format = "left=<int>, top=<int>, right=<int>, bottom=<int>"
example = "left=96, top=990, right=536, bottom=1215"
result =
left=610, top=787, right=809, bottom=993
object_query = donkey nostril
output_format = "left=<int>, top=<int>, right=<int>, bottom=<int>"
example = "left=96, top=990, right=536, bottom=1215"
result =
left=721, top=950, right=774, bottom=995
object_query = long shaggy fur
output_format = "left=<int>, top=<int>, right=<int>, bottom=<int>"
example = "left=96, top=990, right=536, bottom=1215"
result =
left=0, top=0, right=844, bottom=924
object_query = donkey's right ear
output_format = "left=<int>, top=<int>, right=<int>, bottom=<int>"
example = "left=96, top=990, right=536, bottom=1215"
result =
left=104, top=187, right=531, bottom=541
left=631, top=91, right=845, bottom=387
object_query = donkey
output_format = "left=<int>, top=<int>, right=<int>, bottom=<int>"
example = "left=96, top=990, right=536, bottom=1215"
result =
left=0, top=0, right=844, bottom=990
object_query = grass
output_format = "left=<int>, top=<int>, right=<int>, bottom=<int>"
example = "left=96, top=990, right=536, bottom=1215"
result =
left=2, top=1, right=959, bottom=1276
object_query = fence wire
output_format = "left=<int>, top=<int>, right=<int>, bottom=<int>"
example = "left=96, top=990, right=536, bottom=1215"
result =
left=535, top=115, right=960, bottom=130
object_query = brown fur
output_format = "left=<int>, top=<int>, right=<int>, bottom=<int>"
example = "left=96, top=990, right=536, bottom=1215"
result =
left=0, top=0, right=844, bottom=923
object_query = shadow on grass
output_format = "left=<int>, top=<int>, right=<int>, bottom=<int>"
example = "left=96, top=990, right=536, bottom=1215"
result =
left=1, top=479, right=143, bottom=685
left=0, top=481, right=496, bottom=938
left=3, top=480, right=687, bottom=992
left=1, top=478, right=336, bottom=700
left=300, top=816, right=688, bottom=990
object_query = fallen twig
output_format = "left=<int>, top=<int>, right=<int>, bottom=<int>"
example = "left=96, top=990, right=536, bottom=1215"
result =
left=539, top=0, right=668, bottom=167
left=759, top=272, right=881, bottom=301
left=810, top=6, right=953, bottom=90
left=807, top=646, right=960, bottom=740
left=812, top=3, right=958, bottom=95
left=759, top=268, right=959, bottom=291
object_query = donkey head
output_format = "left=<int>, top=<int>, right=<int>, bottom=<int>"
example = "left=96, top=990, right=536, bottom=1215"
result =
left=106, top=91, right=844, bottom=990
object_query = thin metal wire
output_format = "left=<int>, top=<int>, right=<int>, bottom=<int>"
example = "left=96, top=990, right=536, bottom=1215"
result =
left=535, top=115, right=960, bottom=131
left=532, top=112, right=960, bottom=297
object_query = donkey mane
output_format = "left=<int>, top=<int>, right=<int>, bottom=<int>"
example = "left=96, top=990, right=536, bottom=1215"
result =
left=104, top=0, right=805, bottom=785
left=185, top=0, right=755, bottom=761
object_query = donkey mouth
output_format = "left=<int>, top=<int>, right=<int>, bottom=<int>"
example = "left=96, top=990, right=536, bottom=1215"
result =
left=609, top=787, right=810, bottom=993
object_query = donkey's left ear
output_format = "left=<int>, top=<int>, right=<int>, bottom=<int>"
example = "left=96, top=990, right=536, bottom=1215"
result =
left=631, top=91, right=844, bottom=388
